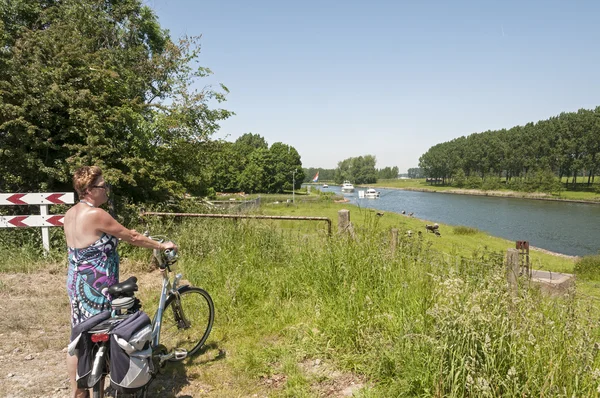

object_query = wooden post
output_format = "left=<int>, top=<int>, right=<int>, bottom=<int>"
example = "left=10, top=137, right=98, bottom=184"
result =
left=338, top=209, right=350, bottom=234
left=40, top=204, right=50, bottom=255
left=506, top=248, right=520, bottom=295
left=390, top=228, right=398, bottom=254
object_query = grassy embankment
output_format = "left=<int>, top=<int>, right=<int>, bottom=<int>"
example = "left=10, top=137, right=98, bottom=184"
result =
left=363, top=178, right=600, bottom=202
left=152, top=199, right=600, bottom=396
left=3, top=196, right=600, bottom=396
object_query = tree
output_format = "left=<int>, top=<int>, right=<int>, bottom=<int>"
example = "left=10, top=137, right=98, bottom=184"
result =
left=407, top=168, right=424, bottom=179
left=239, top=148, right=274, bottom=193
left=269, top=142, right=303, bottom=193
left=417, top=106, right=600, bottom=193
left=234, top=133, right=268, bottom=159
left=335, top=155, right=377, bottom=184
left=0, top=0, right=232, bottom=202
left=377, top=166, right=399, bottom=179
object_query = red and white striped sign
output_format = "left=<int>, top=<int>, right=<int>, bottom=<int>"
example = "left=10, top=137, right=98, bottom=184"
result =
left=0, top=215, right=65, bottom=228
left=0, top=192, right=74, bottom=206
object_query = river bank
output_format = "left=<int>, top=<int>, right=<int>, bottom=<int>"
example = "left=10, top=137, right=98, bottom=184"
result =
left=370, top=185, right=600, bottom=204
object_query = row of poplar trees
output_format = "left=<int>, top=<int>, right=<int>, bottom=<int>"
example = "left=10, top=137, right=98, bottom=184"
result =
left=418, top=108, right=600, bottom=189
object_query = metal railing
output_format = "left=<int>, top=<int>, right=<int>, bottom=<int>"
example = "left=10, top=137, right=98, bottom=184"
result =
left=140, top=212, right=332, bottom=236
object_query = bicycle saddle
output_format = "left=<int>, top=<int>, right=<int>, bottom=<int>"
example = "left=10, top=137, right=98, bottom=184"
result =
left=107, top=276, right=138, bottom=298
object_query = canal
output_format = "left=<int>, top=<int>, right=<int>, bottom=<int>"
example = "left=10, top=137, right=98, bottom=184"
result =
left=313, top=185, right=600, bottom=257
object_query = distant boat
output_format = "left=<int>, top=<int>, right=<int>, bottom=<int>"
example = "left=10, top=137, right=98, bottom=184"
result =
left=322, top=184, right=329, bottom=188
left=365, top=188, right=380, bottom=199
left=312, top=171, right=319, bottom=182
left=341, top=180, right=354, bottom=193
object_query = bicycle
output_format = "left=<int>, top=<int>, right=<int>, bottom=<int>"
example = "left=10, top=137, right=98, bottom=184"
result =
left=86, top=235, right=215, bottom=397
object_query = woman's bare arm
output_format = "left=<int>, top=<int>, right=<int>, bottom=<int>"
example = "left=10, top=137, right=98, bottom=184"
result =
left=90, top=208, right=175, bottom=250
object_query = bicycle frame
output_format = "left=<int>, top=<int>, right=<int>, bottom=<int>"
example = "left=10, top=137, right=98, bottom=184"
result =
left=151, top=269, right=187, bottom=363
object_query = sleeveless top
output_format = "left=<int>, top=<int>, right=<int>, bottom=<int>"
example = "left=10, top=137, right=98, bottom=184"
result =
left=66, top=233, right=119, bottom=327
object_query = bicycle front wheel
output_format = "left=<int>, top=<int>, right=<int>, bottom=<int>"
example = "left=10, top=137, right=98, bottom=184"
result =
left=160, top=286, right=214, bottom=360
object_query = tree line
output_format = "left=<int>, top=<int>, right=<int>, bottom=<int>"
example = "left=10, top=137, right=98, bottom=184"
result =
left=1, top=1, right=403, bottom=201
left=0, top=0, right=303, bottom=202
left=204, top=133, right=303, bottom=194
left=304, top=157, right=398, bottom=184
left=418, top=107, right=600, bottom=191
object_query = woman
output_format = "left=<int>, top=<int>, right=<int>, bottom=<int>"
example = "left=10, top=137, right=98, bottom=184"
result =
left=64, top=166, right=175, bottom=398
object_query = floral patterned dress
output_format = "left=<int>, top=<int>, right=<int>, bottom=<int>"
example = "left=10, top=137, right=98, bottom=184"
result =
left=66, top=233, right=119, bottom=328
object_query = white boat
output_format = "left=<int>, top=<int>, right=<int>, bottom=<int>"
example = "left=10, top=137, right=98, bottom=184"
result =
left=322, top=184, right=329, bottom=188
left=341, top=180, right=354, bottom=193
left=365, top=188, right=380, bottom=199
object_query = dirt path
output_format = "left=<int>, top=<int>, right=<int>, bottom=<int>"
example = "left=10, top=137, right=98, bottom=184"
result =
left=0, top=269, right=72, bottom=398
left=0, top=266, right=214, bottom=398
left=0, top=265, right=364, bottom=397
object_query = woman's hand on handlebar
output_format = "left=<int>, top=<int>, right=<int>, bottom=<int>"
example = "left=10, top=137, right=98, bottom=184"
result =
left=161, top=240, right=177, bottom=251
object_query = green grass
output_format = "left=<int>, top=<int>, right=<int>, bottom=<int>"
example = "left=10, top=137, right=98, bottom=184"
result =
left=259, top=201, right=576, bottom=274
left=4, top=201, right=600, bottom=397
left=453, top=225, right=480, bottom=235
left=138, top=211, right=599, bottom=397
left=574, top=255, right=600, bottom=281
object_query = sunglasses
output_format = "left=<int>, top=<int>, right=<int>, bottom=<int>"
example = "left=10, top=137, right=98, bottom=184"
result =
left=92, top=183, right=111, bottom=191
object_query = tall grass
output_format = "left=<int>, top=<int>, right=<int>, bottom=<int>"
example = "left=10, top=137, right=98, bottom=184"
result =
left=134, top=215, right=600, bottom=397
left=574, top=255, right=600, bottom=281
left=3, top=210, right=599, bottom=396
left=453, top=225, right=480, bottom=235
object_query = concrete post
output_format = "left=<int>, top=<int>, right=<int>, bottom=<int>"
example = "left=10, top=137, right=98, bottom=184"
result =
left=391, top=228, right=398, bottom=254
left=338, top=209, right=350, bottom=234
left=506, top=248, right=520, bottom=295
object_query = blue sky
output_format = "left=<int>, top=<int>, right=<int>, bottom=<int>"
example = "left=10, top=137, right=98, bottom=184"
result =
left=148, top=0, right=600, bottom=172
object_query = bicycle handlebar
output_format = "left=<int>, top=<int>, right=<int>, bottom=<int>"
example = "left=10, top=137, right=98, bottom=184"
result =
left=144, top=231, right=178, bottom=269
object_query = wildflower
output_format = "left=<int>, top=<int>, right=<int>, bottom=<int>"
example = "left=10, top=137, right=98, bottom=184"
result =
left=466, top=374, right=474, bottom=386
left=476, top=376, right=491, bottom=394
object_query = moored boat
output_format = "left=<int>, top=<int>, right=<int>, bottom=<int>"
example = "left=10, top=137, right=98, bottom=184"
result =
left=341, top=180, right=354, bottom=193
left=365, top=188, right=380, bottom=199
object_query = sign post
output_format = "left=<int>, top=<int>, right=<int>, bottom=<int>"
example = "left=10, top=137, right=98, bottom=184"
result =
left=0, top=193, right=75, bottom=253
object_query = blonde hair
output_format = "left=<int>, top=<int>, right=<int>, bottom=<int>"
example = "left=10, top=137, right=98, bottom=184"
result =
left=73, top=166, right=103, bottom=198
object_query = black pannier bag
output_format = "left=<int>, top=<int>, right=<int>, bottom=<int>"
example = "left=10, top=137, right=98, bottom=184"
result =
left=109, top=311, right=154, bottom=393
left=67, top=311, right=112, bottom=389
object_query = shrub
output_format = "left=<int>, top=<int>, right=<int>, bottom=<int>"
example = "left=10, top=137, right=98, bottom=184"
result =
left=452, top=169, right=466, bottom=188
left=506, top=178, right=525, bottom=191
left=453, top=226, right=480, bottom=235
left=573, top=255, right=600, bottom=280
left=465, top=175, right=482, bottom=189
left=481, top=175, right=502, bottom=190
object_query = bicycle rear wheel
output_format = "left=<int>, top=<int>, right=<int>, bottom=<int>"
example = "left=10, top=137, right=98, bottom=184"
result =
left=160, top=286, right=214, bottom=360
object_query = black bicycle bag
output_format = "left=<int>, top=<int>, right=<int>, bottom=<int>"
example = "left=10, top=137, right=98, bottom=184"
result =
left=109, top=311, right=153, bottom=393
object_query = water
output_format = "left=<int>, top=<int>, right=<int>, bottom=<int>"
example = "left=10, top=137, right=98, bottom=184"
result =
left=314, top=185, right=600, bottom=257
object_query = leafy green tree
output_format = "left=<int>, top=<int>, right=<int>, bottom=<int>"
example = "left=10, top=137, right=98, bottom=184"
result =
left=269, top=142, right=303, bottom=192
left=377, top=166, right=399, bottom=179
left=239, top=148, right=274, bottom=193
left=234, top=133, right=268, bottom=159
left=202, top=141, right=243, bottom=193
left=452, top=169, right=466, bottom=188
left=334, top=155, right=377, bottom=184
left=407, top=167, right=424, bottom=179
left=0, top=0, right=232, bottom=202
left=418, top=106, right=600, bottom=193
